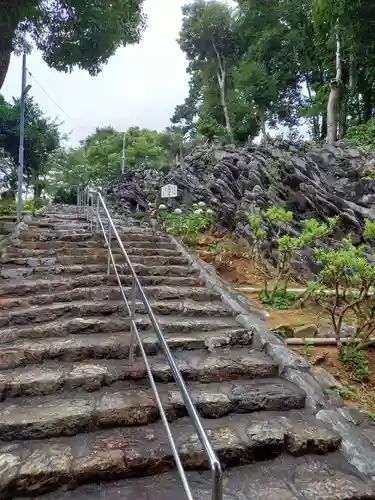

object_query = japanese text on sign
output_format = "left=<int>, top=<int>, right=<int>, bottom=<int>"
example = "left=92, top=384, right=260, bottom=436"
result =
left=161, top=184, right=178, bottom=198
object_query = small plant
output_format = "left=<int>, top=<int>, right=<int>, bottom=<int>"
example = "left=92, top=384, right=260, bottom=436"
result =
left=259, top=289, right=297, bottom=309
left=248, top=208, right=337, bottom=303
left=334, top=386, right=355, bottom=400
left=0, top=198, right=47, bottom=216
left=160, top=202, right=212, bottom=246
left=339, top=345, right=371, bottom=381
left=272, top=327, right=287, bottom=339
left=369, top=412, right=375, bottom=422
left=300, top=339, right=314, bottom=357
left=310, top=222, right=375, bottom=346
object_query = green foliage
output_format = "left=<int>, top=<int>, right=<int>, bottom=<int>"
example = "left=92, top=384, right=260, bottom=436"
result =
left=310, top=225, right=375, bottom=345
left=300, top=339, right=314, bottom=357
left=248, top=207, right=336, bottom=300
left=47, top=127, right=185, bottom=193
left=334, top=386, right=356, bottom=400
left=346, top=119, right=375, bottom=150
left=0, top=198, right=46, bottom=216
left=160, top=204, right=211, bottom=246
left=0, top=0, right=145, bottom=88
left=0, top=94, right=60, bottom=197
left=339, top=345, right=371, bottom=381
left=363, top=219, right=375, bottom=241
left=259, top=289, right=297, bottom=309
left=52, top=187, right=78, bottom=205
left=272, top=327, right=287, bottom=339
left=369, top=412, right=375, bottom=422
left=173, top=0, right=375, bottom=143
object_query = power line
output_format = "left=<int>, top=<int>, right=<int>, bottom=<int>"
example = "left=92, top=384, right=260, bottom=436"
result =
left=27, top=70, right=75, bottom=122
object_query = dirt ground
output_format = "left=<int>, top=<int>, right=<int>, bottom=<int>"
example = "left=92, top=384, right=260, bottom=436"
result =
left=196, top=234, right=375, bottom=419
left=292, top=345, right=375, bottom=415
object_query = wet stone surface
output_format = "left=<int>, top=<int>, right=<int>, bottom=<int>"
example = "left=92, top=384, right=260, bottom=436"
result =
left=20, top=454, right=375, bottom=500
left=1, top=207, right=375, bottom=499
left=0, top=379, right=306, bottom=440
left=0, top=411, right=344, bottom=496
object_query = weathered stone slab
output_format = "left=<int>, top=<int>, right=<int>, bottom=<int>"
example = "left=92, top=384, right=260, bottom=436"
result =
left=316, top=409, right=375, bottom=479
left=0, top=412, right=344, bottom=496
left=284, top=368, right=327, bottom=414
left=0, top=379, right=305, bottom=439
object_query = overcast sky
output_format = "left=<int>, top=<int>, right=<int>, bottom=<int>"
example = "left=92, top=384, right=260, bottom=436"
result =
left=2, top=0, right=189, bottom=147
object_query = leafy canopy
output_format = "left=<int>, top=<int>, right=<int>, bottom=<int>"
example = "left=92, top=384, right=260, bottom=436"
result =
left=0, top=0, right=146, bottom=88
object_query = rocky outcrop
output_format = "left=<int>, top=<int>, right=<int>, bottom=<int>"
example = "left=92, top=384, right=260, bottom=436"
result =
left=109, top=141, right=375, bottom=274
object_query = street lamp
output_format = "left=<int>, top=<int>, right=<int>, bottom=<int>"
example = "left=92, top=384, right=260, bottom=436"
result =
left=17, top=53, right=32, bottom=222
left=121, top=133, right=126, bottom=174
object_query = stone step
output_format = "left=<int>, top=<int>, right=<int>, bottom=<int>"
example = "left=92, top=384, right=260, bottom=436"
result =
left=0, top=299, right=232, bottom=328
left=29, top=221, right=92, bottom=230
left=0, top=286, right=221, bottom=310
left=0, top=275, right=203, bottom=297
left=18, top=231, right=171, bottom=243
left=0, top=378, right=305, bottom=440
left=3, top=246, right=180, bottom=258
left=34, top=213, right=85, bottom=220
left=0, top=315, right=241, bottom=344
left=17, top=239, right=177, bottom=250
left=0, top=348, right=279, bottom=398
left=0, top=328, right=251, bottom=369
left=0, top=254, right=189, bottom=267
left=18, top=231, right=102, bottom=242
left=33, top=455, right=375, bottom=500
left=0, top=412, right=344, bottom=498
left=0, top=263, right=198, bottom=280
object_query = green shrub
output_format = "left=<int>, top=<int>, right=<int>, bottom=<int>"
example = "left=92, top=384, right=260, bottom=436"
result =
left=0, top=200, right=16, bottom=215
left=346, top=119, right=375, bottom=150
left=160, top=204, right=212, bottom=245
left=339, top=345, right=371, bottom=380
left=310, top=221, right=375, bottom=346
left=0, top=198, right=47, bottom=216
left=248, top=207, right=337, bottom=304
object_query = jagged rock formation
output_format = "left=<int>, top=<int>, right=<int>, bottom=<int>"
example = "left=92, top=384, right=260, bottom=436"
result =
left=109, top=140, right=375, bottom=258
left=0, top=205, right=374, bottom=498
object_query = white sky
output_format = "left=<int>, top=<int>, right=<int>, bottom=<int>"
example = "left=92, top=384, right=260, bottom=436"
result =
left=2, top=0, right=189, bottom=147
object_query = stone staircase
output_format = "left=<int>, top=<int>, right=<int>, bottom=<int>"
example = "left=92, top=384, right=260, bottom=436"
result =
left=0, top=204, right=374, bottom=499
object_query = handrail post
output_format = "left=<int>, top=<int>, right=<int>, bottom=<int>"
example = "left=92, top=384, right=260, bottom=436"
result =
left=212, top=463, right=223, bottom=500
left=96, top=194, right=99, bottom=232
left=129, top=278, right=137, bottom=363
left=86, top=192, right=90, bottom=221
left=107, top=221, right=112, bottom=275
left=90, top=194, right=93, bottom=232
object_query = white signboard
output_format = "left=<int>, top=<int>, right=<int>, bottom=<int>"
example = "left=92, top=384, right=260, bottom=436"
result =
left=161, top=184, right=178, bottom=198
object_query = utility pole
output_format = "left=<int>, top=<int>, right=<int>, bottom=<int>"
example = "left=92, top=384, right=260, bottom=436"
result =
left=17, top=53, right=27, bottom=222
left=121, top=133, right=126, bottom=174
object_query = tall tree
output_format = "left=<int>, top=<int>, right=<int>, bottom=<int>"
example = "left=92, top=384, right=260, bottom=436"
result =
left=233, top=59, right=278, bottom=142
left=0, top=0, right=146, bottom=89
left=178, top=0, right=239, bottom=142
left=0, top=94, right=60, bottom=197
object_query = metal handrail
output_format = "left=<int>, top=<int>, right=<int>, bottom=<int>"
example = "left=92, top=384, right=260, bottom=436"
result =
left=77, top=187, right=223, bottom=500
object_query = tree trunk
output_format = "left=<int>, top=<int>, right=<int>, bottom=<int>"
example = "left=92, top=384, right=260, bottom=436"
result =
left=212, top=41, right=233, bottom=142
left=320, top=112, right=327, bottom=140
left=306, top=78, right=319, bottom=142
left=259, top=107, right=267, bottom=143
left=33, top=181, right=41, bottom=199
left=326, top=23, right=344, bottom=143
left=216, top=70, right=233, bottom=141
left=0, top=3, right=24, bottom=89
